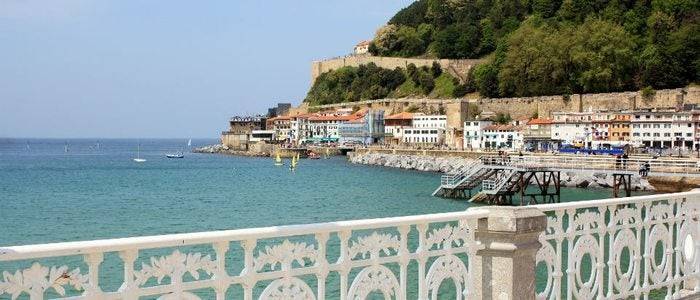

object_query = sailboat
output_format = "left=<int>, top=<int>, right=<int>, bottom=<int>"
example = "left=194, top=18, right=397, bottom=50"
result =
left=64, top=141, right=70, bottom=153
left=133, top=143, right=147, bottom=163
left=274, top=152, right=284, bottom=166
left=290, top=154, right=298, bottom=171
left=187, top=139, right=192, bottom=148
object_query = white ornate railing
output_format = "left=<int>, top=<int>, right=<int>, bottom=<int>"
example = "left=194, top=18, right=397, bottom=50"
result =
left=3, top=192, right=700, bottom=299
left=0, top=210, right=488, bottom=300
left=532, top=192, right=700, bottom=299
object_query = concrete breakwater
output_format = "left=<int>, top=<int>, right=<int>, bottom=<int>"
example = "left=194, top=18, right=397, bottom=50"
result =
left=349, top=152, right=655, bottom=191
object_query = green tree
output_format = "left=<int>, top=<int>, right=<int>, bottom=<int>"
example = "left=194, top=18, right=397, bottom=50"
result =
left=389, top=0, right=428, bottom=27
left=569, top=18, right=637, bottom=93
left=474, top=63, right=500, bottom=97
left=532, top=0, right=562, bottom=18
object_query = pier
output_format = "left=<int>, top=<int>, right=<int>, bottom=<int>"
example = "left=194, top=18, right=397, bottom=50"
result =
left=434, top=154, right=700, bottom=203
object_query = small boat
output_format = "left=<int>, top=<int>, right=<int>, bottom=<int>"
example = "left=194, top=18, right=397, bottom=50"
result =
left=166, top=151, right=184, bottom=159
left=274, top=152, right=284, bottom=166
left=308, top=152, right=321, bottom=159
left=133, top=143, right=146, bottom=163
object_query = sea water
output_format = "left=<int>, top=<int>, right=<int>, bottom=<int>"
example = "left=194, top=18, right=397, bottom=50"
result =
left=0, top=138, right=623, bottom=299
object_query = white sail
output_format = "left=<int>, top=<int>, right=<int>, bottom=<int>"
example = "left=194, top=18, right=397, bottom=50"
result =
left=134, top=142, right=146, bottom=162
left=187, top=139, right=192, bottom=147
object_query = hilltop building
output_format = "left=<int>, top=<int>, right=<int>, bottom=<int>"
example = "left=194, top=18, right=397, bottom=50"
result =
left=267, top=103, right=292, bottom=118
left=353, top=40, right=370, bottom=55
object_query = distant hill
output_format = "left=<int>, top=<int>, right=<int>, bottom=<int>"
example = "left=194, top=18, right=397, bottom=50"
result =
left=364, top=0, right=698, bottom=98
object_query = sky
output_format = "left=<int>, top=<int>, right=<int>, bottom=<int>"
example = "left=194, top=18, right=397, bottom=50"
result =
left=0, top=0, right=413, bottom=138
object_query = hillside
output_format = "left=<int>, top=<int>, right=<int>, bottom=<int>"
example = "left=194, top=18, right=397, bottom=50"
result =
left=307, top=0, right=698, bottom=103
left=305, top=62, right=466, bottom=106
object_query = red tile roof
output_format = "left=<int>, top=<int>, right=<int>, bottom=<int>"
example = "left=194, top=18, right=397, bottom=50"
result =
left=308, top=114, right=355, bottom=122
left=484, top=124, right=521, bottom=131
left=385, top=112, right=414, bottom=120
left=526, top=118, right=553, bottom=125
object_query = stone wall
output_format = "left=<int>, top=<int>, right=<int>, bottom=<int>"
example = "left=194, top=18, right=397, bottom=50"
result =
left=308, top=86, right=699, bottom=121
left=311, top=55, right=485, bottom=84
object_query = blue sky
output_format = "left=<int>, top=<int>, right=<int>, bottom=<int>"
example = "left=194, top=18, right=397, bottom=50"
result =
left=0, top=0, right=412, bottom=138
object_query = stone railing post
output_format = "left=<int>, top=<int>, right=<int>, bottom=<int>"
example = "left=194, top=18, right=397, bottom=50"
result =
left=468, top=207, right=546, bottom=300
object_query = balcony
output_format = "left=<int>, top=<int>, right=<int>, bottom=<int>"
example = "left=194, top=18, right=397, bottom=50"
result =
left=1, top=192, right=700, bottom=299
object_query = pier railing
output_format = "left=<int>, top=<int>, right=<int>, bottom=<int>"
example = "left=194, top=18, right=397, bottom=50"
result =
left=2, top=192, right=700, bottom=299
left=482, top=155, right=700, bottom=176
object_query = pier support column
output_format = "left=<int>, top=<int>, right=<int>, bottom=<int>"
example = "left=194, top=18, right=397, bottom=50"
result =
left=468, top=207, right=546, bottom=300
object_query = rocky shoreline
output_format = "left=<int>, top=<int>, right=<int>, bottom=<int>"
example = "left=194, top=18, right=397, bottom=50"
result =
left=349, top=152, right=655, bottom=191
left=193, top=144, right=269, bottom=157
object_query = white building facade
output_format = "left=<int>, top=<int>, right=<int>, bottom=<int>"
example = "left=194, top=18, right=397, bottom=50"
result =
left=401, top=115, right=447, bottom=145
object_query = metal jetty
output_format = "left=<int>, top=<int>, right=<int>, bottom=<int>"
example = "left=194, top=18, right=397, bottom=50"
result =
left=434, top=154, right=700, bottom=205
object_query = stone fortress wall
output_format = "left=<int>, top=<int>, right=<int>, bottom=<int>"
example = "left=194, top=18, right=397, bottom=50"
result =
left=310, top=55, right=485, bottom=84
left=310, top=86, right=700, bottom=119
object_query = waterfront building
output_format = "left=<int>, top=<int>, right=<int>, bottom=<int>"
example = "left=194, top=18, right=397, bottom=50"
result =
left=607, top=113, right=632, bottom=143
left=307, top=112, right=355, bottom=143
left=289, top=113, right=314, bottom=144
left=463, top=118, right=494, bottom=150
left=338, top=109, right=385, bottom=145
left=629, top=108, right=693, bottom=149
left=481, top=124, right=524, bottom=150
left=250, top=130, right=275, bottom=142
left=384, top=112, right=414, bottom=145
left=523, top=118, right=554, bottom=151
left=266, top=115, right=292, bottom=142
left=551, top=111, right=596, bottom=147
left=402, top=114, right=447, bottom=145
left=221, top=115, right=267, bottom=150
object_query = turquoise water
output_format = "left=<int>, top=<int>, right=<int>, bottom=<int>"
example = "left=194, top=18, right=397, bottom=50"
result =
left=0, top=138, right=617, bottom=246
left=0, top=138, right=622, bottom=299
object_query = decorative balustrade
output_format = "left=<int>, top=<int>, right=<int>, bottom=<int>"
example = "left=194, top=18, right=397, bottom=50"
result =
left=2, top=192, right=700, bottom=299
left=0, top=210, right=488, bottom=300
left=533, top=192, right=700, bottom=299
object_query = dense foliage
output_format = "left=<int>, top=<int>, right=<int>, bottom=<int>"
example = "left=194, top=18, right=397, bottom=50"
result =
left=305, top=63, right=460, bottom=105
left=369, top=0, right=699, bottom=97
